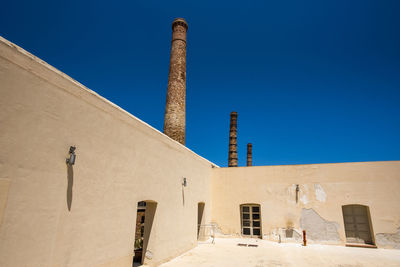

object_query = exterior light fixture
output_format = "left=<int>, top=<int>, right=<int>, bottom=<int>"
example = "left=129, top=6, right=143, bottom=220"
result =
left=182, top=177, right=187, bottom=187
left=66, top=146, right=76, bottom=165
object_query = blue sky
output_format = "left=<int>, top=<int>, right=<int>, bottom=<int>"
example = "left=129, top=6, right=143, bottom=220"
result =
left=1, top=1, right=400, bottom=167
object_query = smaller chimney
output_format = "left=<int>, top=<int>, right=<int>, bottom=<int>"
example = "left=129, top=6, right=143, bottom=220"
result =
left=247, top=143, right=252, bottom=166
left=228, top=112, right=238, bottom=167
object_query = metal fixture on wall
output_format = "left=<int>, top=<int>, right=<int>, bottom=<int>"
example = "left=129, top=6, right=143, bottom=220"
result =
left=66, top=146, right=76, bottom=165
left=181, top=177, right=187, bottom=206
left=296, top=184, right=299, bottom=203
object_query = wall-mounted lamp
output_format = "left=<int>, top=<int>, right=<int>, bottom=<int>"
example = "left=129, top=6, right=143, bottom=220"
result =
left=66, top=146, right=76, bottom=165
left=182, top=177, right=187, bottom=187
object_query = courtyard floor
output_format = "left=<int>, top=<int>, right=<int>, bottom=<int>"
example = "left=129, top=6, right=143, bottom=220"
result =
left=160, top=238, right=400, bottom=267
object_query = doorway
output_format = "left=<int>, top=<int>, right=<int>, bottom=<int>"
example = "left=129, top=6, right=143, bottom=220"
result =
left=133, top=200, right=157, bottom=266
left=240, top=204, right=262, bottom=238
left=342, top=204, right=374, bottom=245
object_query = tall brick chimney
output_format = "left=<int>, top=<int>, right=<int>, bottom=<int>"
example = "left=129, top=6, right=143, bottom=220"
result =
left=163, top=18, right=188, bottom=145
left=228, top=112, right=238, bottom=167
left=247, top=143, right=252, bottom=166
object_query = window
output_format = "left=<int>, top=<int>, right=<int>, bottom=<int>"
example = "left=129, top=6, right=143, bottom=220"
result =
left=240, top=204, right=262, bottom=238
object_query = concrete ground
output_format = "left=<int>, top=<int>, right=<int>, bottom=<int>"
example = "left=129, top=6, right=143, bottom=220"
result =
left=160, top=238, right=400, bottom=267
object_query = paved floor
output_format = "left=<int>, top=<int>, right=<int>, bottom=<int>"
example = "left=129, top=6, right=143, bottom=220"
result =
left=160, top=238, right=400, bottom=267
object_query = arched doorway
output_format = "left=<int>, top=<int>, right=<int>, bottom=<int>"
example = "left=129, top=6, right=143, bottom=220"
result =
left=133, top=200, right=157, bottom=266
left=240, top=204, right=262, bottom=238
left=342, top=204, right=374, bottom=245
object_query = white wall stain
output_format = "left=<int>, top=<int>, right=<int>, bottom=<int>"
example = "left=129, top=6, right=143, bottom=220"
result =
left=287, top=184, right=296, bottom=195
left=286, top=184, right=297, bottom=203
left=314, top=184, right=327, bottom=202
left=300, top=194, right=308, bottom=204
left=302, top=184, right=309, bottom=194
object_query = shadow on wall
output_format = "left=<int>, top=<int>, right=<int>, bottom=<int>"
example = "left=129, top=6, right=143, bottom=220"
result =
left=142, top=201, right=157, bottom=264
left=198, top=202, right=205, bottom=238
left=67, top=165, right=73, bottom=211
left=181, top=185, right=185, bottom=206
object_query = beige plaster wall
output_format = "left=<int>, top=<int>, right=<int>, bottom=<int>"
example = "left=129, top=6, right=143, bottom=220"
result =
left=211, top=161, right=400, bottom=248
left=0, top=37, right=216, bottom=267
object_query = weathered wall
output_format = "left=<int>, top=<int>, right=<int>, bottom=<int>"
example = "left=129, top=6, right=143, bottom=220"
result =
left=0, top=37, right=215, bottom=267
left=211, top=161, right=400, bottom=248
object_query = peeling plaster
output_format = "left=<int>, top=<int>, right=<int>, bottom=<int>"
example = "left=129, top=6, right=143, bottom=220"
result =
left=314, top=184, right=327, bottom=202
left=300, top=208, right=340, bottom=242
left=376, top=228, right=400, bottom=249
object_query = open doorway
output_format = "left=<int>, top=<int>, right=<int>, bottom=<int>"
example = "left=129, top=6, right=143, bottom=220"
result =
left=240, top=204, right=262, bottom=238
left=133, top=200, right=157, bottom=266
left=197, top=202, right=205, bottom=240
left=342, top=204, right=375, bottom=246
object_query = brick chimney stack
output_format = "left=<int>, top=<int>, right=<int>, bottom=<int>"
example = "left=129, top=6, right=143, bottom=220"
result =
left=163, top=18, right=188, bottom=145
left=228, top=112, right=238, bottom=167
left=247, top=143, right=252, bottom=166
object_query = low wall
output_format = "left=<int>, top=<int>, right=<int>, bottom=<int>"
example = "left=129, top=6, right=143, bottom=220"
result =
left=211, top=161, right=400, bottom=248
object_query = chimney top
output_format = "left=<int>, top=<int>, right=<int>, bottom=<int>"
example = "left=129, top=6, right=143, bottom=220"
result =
left=172, top=18, right=188, bottom=30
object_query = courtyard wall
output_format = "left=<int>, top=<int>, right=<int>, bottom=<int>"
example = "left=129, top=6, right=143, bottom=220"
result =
left=211, top=161, right=400, bottom=248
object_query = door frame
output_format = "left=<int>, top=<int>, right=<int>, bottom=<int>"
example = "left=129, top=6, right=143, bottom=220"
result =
left=240, top=203, right=262, bottom=238
left=341, top=204, right=375, bottom=246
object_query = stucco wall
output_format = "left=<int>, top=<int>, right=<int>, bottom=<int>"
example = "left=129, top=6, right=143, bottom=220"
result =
left=0, top=37, right=216, bottom=267
left=211, top=161, right=400, bottom=248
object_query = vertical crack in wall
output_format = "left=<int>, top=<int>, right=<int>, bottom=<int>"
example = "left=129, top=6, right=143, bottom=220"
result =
left=300, top=208, right=340, bottom=242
